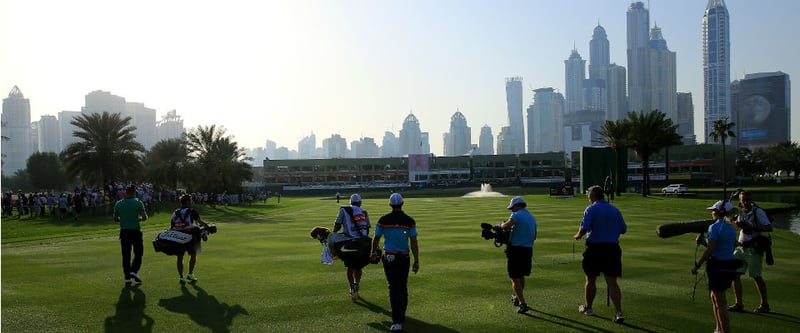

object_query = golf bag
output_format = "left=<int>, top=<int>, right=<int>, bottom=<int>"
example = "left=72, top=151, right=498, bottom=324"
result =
left=331, top=236, right=373, bottom=269
left=152, top=225, right=217, bottom=255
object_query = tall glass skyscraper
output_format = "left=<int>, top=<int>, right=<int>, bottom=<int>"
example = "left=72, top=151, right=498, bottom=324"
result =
left=649, top=25, right=677, bottom=121
left=530, top=87, right=564, bottom=153
left=589, top=24, right=610, bottom=83
left=1, top=86, right=31, bottom=175
left=627, top=1, right=650, bottom=113
left=564, top=49, right=586, bottom=114
left=703, top=0, right=731, bottom=142
left=505, top=77, right=525, bottom=154
left=445, top=110, right=471, bottom=156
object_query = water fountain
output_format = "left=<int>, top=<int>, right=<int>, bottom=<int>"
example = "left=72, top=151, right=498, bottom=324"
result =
left=462, top=183, right=505, bottom=198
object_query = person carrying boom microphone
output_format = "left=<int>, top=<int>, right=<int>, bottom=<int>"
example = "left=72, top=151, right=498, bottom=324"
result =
left=692, top=200, right=740, bottom=333
left=574, top=185, right=627, bottom=323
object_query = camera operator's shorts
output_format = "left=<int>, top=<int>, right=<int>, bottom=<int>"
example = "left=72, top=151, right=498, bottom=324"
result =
left=582, top=242, right=622, bottom=277
left=506, top=245, right=533, bottom=278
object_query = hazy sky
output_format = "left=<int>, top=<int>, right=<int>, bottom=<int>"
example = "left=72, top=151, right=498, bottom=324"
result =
left=1, top=0, right=797, bottom=154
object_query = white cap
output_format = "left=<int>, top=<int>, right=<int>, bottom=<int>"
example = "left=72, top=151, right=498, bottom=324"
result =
left=706, top=200, right=735, bottom=213
left=507, top=196, right=526, bottom=209
left=350, top=194, right=362, bottom=203
left=389, top=193, right=404, bottom=206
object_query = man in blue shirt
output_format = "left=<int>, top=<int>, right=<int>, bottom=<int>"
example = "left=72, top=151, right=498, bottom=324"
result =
left=574, top=185, right=627, bottom=323
left=370, top=193, right=418, bottom=333
left=499, top=196, right=537, bottom=314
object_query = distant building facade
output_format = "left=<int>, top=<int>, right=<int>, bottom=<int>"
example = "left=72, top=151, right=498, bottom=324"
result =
left=444, top=110, right=471, bottom=156
left=529, top=88, right=564, bottom=153
left=731, top=72, right=791, bottom=149
left=37, top=115, right=60, bottom=153
left=627, top=1, right=651, bottom=113
left=649, top=26, right=677, bottom=120
left=676, top=92, right=696, bottom=145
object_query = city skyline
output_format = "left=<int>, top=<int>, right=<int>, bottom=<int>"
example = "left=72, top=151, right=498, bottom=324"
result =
left=2, top=0, right=798, bottom=155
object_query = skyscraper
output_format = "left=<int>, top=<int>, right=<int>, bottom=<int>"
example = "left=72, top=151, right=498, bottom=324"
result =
left=444, top=110, right=471, bottom=156
left=1, top=86, right=32, bottom=175
left=627, top=1, right=650, bottom=112
left=478, top=125, right=494, bottom=155
left=37, top=115, right=60, bottom=153
left=156, top=109, right=185, bottom=142
left=648, top=25, right=677, bottom=120
left=58, top=110, right=81, bottom=151
left=399, top=113, right=424, bottom=156
left=298, top=133, right=316, bottom=159
left=589, top=24, right=610, bottom=82
left=606, top=64, right=628, bottom=121
left=530, top=87, right=565, bottom=153
left=505, top=77, right=525, bottom=154
left=564, top=49, right=586, bottom=114
left=703, top=0, right=731, bottom=142
left=381, top=131, right=399, bottom=157
left=126, top=102, right=157, bottom=150
left=676, top=92, right=696, bottom=145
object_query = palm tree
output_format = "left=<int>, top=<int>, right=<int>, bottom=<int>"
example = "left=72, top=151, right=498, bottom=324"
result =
left=60, top=112, right=145, bottom=186
left=184, top=125, right=253, bottom=193
left=708, top=118, right=736, bottom=199
left=596, top=119, right=631, bottom=197
left=143, top=138, right=187, bottom=191
left=626, top=110, right=682, bottom=197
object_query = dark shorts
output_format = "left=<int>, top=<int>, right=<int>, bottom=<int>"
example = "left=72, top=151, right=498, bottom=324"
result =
left=707, top=270, right=736, bottom=292
left=506, top=245, right=533, bottom=278
left=582, top=243, right=622, bottom=277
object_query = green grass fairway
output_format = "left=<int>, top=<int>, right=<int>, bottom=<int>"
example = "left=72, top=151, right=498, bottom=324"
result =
left=3, top=193, right=800, bottom=332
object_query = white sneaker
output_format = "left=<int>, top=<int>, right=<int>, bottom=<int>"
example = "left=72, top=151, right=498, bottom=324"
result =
left=129, top=272, right=143, bottom=283
left=613, top=311, right=624, bottom=323
left=578, top=305, right=593, bottom=315
left=390, top=323, right=403, bottom=332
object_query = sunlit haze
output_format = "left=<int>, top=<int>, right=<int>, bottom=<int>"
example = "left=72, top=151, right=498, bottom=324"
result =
left=2, top=0, right=797, bottom=155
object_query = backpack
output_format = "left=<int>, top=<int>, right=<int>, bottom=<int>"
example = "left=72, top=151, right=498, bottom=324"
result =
left=751, top=203, right=775, bottom=265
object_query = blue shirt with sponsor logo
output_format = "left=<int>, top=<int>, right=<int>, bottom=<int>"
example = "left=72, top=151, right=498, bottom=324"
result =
left=375, top=211, right=417, bottom=253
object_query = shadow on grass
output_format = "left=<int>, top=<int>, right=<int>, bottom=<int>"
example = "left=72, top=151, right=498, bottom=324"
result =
left=355, top=296, right=459, bottom=332
left=733, top=311, right=800, bottom=325
left=104, top=284, right=154, bottom=333
left=524, top=309, right=661, bottom=333
left=158, top=283, right=249, bottom=333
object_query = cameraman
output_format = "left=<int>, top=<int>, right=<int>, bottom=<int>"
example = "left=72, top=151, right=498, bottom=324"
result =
left=729, top=190, right=773, bottom=313
left=574, top=185, right=626, bottom=323
left=499, top=196, right=537, bottom=314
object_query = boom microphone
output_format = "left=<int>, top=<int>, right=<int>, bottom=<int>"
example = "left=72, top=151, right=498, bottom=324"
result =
left=656, top=220, right=713, bottom=238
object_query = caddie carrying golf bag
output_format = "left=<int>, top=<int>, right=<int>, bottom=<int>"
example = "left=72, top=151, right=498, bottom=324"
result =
left=153, top=227, right=199, bottom=255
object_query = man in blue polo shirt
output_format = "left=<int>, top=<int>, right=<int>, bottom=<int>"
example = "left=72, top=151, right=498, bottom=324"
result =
left=574, top=185, right=627, bottom=323
left=370, top=193, right=418, bottom=333
left=499, top=196, right=537, bottom=314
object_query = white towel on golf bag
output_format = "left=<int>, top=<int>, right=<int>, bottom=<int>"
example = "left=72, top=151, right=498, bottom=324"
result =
left=321, top=244, right=334, bottom=265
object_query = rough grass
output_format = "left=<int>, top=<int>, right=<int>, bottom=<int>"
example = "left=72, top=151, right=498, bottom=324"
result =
left=2, top=193, right=800, bottom=333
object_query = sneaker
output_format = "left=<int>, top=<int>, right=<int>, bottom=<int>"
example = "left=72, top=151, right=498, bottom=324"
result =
left=129, top=272, right=143, bottom=283
left=187, top=273, right=198, bottom=282
left=517, top=303, right=529, bottom=314
left=613, top=311, right=625, bottom=324
left=389, top=323, right=403, bottom=332
left=727, top=303, right=744, bottom=312
left=179, top=276, right=186, bottom=284
left=511, top=295, right=520, bottom=306
left=754, top=304, right=770, bottom=313
left=578, top=305, right=593, bottom=316
left=124, top=279, right=132, bottom=285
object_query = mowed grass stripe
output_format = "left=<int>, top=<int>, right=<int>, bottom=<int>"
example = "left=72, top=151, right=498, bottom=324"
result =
left=3, top=194, right=799, bottom=332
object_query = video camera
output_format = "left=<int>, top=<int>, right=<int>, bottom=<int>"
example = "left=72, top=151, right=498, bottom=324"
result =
left=480, top=222, right=510, bottom=247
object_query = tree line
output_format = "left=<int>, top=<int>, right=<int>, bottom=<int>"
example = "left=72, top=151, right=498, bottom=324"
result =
left=3, top=112, right=253, bottom=194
